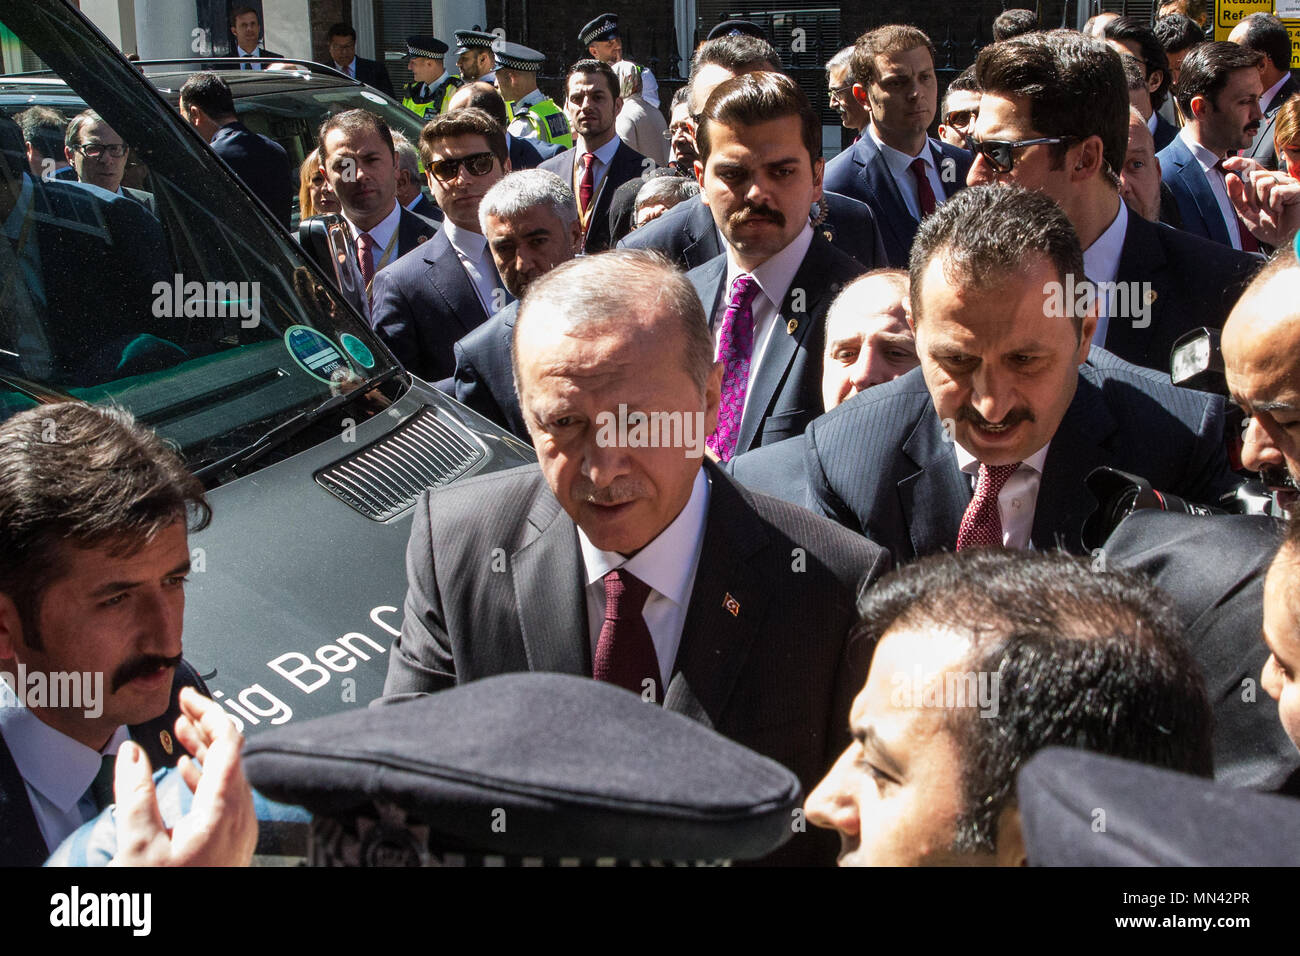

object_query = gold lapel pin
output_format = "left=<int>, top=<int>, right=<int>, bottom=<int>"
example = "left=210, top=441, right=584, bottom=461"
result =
left=786, top=318, right=799, bottom=335
left=723, top=593, right=740, bottom=617
left=159, top=729, right=174, bottom=755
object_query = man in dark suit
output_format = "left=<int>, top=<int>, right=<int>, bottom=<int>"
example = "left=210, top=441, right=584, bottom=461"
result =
left=823, top=26, right=972, bottom=267
left=1159, top=41, right=1266, bottom=249
left=447, top=81, right=563, bottom=171
left=452, top=169, right=583, bottom=439
left=383, top=250, right=889, bottom=865
left=61, top=110, right=154, bottom=214
left=371, top=108, right=509, bottom=383
left=971, top=30, right=1258, bottom=372
left=538, top=60, right=647, bottom=253
left=179, top=72, right=291, bottom=227
left=1104, top=16, right=1178, bottom=152
left=228, top=4, right=281, bottom=68
left=1230, top=12, right=1297, bottom=170
left=806, top=185, right=1238, bottom=564
left=0, top=404, right=219, bottom=865
left=326, top=22, right=395, bottom=97
left=685, top=73, right=864, bottom=462
left=392, top=133, right=442, bottom=224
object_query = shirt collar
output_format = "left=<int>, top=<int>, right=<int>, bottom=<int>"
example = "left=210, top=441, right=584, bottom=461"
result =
left=1082, top=200, right=1128, bottom=286
left=443, top=218, right=487, bottom=260
left=3, top=173, right=34, bottom=240
left=238, top=44, right=261, bottom=57
left=1180, top=127, right=1224, bottom=173
left=346, top=199, right=401, bottom=252
left=518, top=89, right=544, bottom=108
left=1146, top=111, right=1158, bottom=134
left=580, top=134, right=622, bottom=167
left=1263, top=73, right=1290, bottom=111
left=0, top=678, right=129, bottom=813
left=578, top=467, right=710, bottom=609
left=868, top=125, right=934, bottom=178
left=725, top=221, right=813, bottom=310
left=954, top=440, right=1051, bottom=477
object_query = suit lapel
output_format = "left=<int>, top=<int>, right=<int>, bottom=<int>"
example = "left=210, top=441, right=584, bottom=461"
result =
left=1109, top=213, right=1169, bottom=367
left=669, top=463, right=771, bottom=725
left=511, top=490, right=590, bottom=677
left=0, top=731, right=48, bottom=866
left=1030, top=365, right=1118, bottom=551
left=859, top=138, right=916, bottom=255
left=1170, top=142, right=1231, bottom=246
left=396, top=207, right=436, bottom=259
left=425, top=230, right=487, bottom=336
left=684, top=200, right=722, bottom=268
left=899, top=409, right=970, bottom=558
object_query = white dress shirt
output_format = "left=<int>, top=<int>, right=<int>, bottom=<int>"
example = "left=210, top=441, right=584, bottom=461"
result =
left=0, top=678, right=129, bottom=855
left=578, top=468, right=710, bottom=688
left=953, top=442, right=1052, bottom=550
left=571, top=133, right=622, bottom=206
left=1146, top=111, right=1159, bottom=136
left=345, top=199, right=402, bottom=274
left=335, top=57, right=357, bottom=79
left=868, top=126, right=948, bottom=221
left=237, top=44, right=264, bottom=69
left=1081, top=200, right=1128, bottom=349
left=714, top=222, right=814, bottom=433
left=443, top=219, right=500, bottom=314
left=1180, top=129, right=1248, bottom=250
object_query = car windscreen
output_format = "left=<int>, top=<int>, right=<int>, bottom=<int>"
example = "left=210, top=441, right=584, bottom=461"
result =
left=0, top=2, right=402, bottom=481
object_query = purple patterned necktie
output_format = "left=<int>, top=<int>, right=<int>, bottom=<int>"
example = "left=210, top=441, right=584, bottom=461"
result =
left=707, top=274, right=761, bottom=462
left=956, top=463, right=1020, bottom=550
left=592, top=569, right=662, bottom=703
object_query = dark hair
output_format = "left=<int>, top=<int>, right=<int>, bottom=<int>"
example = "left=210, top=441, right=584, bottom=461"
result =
left=0, top=403, right=210, bottom=649
left=452, top=81, right=509, bottom=128
left=992, top=8, right=1038, bottom=42
left=1237, top=13, right=1292, bottom=73
left=1105, top=16, right=1172, bottom=110
left=179, top=71, right=237, bottom=120
left=1177, top=41, right=1265, bottom=118
left=63, top=108, right=110, bottom=150
left=975, top=29, right=1129, bottom=182
left=670, top=85, right=691, bottom=110
left=940, top=65, right=979, bottom=116
left=419, top=106, right=507, bottom=168
left=1121, top=53, right=1149, bottom=94
left=1154, top=13, right=1204, bottom=55
left=696, top=71, right=820, bottom=167
left=690, top=34, right=782, bottom=78
left=15, top=105, right=64, bottom=160
left=852, top=549, right=1214, bottom=855
left=326, top=23, right=357, bottom=42
left=909, top=184, right=1086, bottom=335
left=228, top=4, right=258, bottom=28
left=0, top=112, right=27, bottom=181
left=851, top=25, right=936, bottom=88
left=318, top=108, right=394, bottom=159
left=565, top=59, right=621, bottom=101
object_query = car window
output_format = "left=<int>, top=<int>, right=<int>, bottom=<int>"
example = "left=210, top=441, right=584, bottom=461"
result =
left=0, top=4, right=402, bottom=482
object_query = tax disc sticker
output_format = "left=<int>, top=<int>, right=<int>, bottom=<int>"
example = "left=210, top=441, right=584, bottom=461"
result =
left=285, top=325, right=348, bottom=383
left=360, top=91, right=386, bottom=104
left=339, top=332, right=376, bottom=369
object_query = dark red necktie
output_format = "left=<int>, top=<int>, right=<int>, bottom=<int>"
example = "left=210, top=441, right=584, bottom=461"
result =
left=909, top=157, right=937, bottom=217
left=579, top=152, right=595, bottom=214
left=357, top=231, right=376, bottom=286
left=1216, top=160, right=1260, bottom=253
left=592, top=568, right=662, bottom=703
left=956, top=463, right=1020, bottom=551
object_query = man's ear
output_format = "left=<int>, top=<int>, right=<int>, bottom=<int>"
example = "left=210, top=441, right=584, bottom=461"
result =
left=568, top=217, right=584, bottom=253
left=994, top=805, right=1028, bottom=867
left=694, top=158, right=708, bottom=200
left=811, top=155, right=825, bottom=203
left=1073, top=135, right=1105, bottom=180
left=852, top=82, right=869, bottom=109
left=1147, top=69, right=1165, bottom=98
left=1189, top=93, right=1210, bottom=121
left=0, top=593, right=23, bottom=662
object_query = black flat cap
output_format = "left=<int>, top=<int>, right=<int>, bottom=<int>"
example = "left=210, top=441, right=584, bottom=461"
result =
left=706, top=20, right=768, bottom=41
left=580, top=13, right=619, bottom=45
left=1018, top=747, right=1300, bottom=865
left=243, top=673, right=802, bottom=865
left=404, top=35, right=448, bottom=59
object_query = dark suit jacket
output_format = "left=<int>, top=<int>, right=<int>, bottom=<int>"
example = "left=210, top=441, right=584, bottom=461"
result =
left=349, top=55, right=395, bottom=98
left=298, top=204, right=438, bottom=294
left=451, top=300, right=528, bottom=440
left=805, top=348, right=1239, bottom=563
left=1158, top=135, right=1241, bottom=248
left=539, top=141, right=649, bottom=253
left=0, top=661, right=209, bottom=866
left=822, top=134, right=972, bottom=267
left=508, top=134, right=563, bottom=171
left=381, top=460, right=891, bottom=865
left=1102, top=209, right=1260, bottom=371
left=686, top=234, right=865, bottom=455
left=728, top=435, right=810, bottom=508
left=210, top=120, right=292, bottom=227
left=371, top=227, right=494, bottom=383
left=619, top=191, right=888, bottom=270
left=408, top=193, right=443, bottom=224
left=1152, top=112, right=1179, bottom=153
left=1104, top=510, right=1300, bottom=796
left=1243, top=73, right=1297, bottom=170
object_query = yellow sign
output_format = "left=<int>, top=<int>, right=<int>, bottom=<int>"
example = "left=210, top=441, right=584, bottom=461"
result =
left=1217, top=0, right=1274, bottom=35
left=1287, top=21, right=1300, bottom=69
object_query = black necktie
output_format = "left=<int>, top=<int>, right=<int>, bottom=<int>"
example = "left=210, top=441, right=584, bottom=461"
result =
left=88, top=753, right=116, bottom=811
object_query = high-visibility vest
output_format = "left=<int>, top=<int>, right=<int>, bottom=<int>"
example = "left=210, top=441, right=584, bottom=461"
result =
left=402, top=75, right=462, bottom=119
left=509, top=93, right=573, bottom=150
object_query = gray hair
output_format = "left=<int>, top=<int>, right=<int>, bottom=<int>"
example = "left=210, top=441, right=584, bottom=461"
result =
left=392, top=132, right=421, bottom=179
left=512, top=250, right=714, bottom=408
left=634, top=176, right=699, bottom=222
left=479, top=169, right=579, bottom=231
left=825, top=45, right=855, bottom=77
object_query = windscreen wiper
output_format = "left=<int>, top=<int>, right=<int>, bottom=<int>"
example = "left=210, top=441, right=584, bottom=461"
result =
left=192, top=366, right=404, bottom=481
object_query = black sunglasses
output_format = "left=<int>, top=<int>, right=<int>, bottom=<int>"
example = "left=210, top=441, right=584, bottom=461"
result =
left=968, top=135, right=1073, bottom=174
left=429, top=151, right=496, bottom=182
left=943, top=109, right=975, bottom=130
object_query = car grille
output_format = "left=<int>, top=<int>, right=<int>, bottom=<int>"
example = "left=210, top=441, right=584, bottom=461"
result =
left=315, top=407, right=485, bottom=520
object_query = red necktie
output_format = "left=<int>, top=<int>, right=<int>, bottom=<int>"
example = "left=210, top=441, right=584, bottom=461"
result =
left=909, top=157, right=937, bottom=218
left=956, top=463, right=1020, bottom=550
left=579, top=152, right=595, bottom=214
left=706, top=274, right=761, bottom=462
left=357, top=231, right=376, bottom=287
left=1216, top=160, right=1260, bottom=253
left=592, top=569, right=662, bottom=703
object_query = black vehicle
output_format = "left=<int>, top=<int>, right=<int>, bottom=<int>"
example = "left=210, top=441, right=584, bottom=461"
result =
left=0, top=0, right=533, bottom=733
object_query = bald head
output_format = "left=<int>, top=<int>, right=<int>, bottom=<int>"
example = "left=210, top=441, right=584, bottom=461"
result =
left=1120, top=107, right=1162, bottom=222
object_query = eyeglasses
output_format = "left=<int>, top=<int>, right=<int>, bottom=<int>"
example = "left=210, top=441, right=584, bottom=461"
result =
left=967, top=135, right=1072, bottom=174
left=75, top=142, right=128, bottom=160
left=828, top=84, right=854, bottom=103
left=428, top=151, right=496, bottom=182
left=943, top=109, right=975, bottom=130
left=663, top=122, right=693, bottom=140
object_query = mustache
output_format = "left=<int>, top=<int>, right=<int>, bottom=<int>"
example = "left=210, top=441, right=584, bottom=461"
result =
left=957, top=404, right=1036, bottom=428
left=730, top=204, right=786, bottom=229
left=575, top=480, right=648, bottom=507
left=1246, top=121, right=1261, bottom=133
left=111, top=653, right=181, bottom=692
